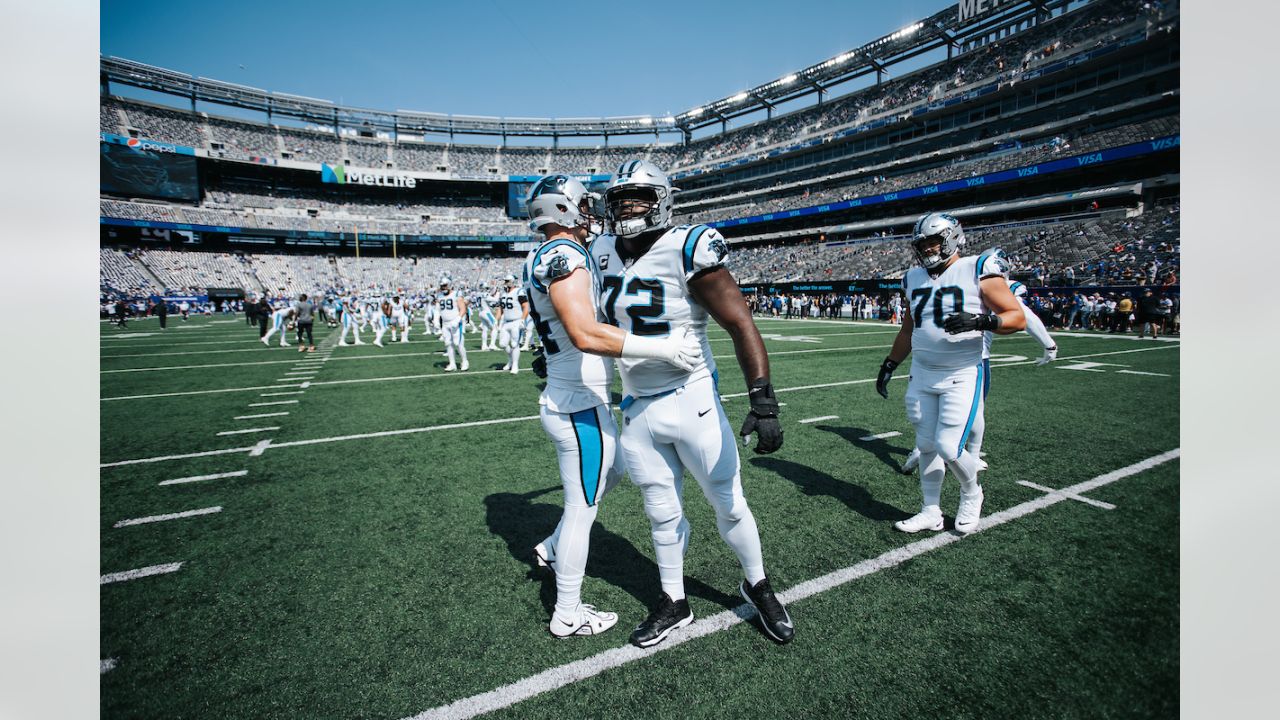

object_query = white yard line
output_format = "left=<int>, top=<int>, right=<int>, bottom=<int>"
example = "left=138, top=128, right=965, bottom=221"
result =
left=798, top=415, right=839, bottom=424
left=100, top=658, right=118, bottom=674
left=102, top=384, right=288, bottom=402
left=402, top=449, right=1179, bottom=720
left=1016, top=480, right=1117, bottom=510
left=860, top=431, right=903, bottom=441
left=260, top=391, right=305, bottom=397
left=216, top=427, right=279, bottom=436
left=100, top=562, right=184, bottom=585
left=99, top=331, right=898, bottom=373
left=113, top=506, right=223, bottom=528
left=99, top=344, right=1179, bottom=467
left=235, top=412, right=290, bottom=420
left=158, top=470, right=248, bottom=486
left=1116, top=370, right=1171, bottom=377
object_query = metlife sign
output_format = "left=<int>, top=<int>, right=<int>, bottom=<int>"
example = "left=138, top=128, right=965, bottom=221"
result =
left=958, top=0, right=1015, bottom=24
left=320, top=163, right=416, bottom=188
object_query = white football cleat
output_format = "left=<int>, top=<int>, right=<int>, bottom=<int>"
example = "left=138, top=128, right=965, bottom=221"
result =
left=354, top=340, right=365, bottom=345
left=339, top=341, right=351, bottom=346
left=955, top=486, right=985, bottom=535
left=510, top=367, right=519, bottom=375
left=975, top=457, right=989, bottom=472
left=373, top=339, right=383, bottom=347
left=444, top=363, right=456, bottom=372
left=533, top=540, right=556, bottom=572
left=549, top=604, right=618, bottom=638
left=502, top=363, right=511, bottom=371
left=894, top=506, right=944, bottom=533
left=901, top=448, right=921, bottom=475
left=460, top=361, right=469, bottom=371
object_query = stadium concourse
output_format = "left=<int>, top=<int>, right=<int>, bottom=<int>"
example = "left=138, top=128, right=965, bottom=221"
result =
left=99, top=0, right=1179, bottom=717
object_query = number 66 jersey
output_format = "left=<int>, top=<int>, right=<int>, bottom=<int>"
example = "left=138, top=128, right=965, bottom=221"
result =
left=589, top=224, right=727, bottom=398
left=902, top=249, right=1010, bottom=371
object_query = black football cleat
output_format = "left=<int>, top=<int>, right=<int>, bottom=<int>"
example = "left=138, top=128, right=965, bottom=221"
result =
left=629, top=592, right=693, bottom=648
left=740, top=578, right=795, bottom=644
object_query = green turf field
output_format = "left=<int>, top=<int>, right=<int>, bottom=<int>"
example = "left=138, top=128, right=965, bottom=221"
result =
left=99, top=313, right=1179, bottom=719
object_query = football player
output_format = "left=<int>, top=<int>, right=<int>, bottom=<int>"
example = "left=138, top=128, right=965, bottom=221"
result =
left=494, top=274, right=527, bottom=374
left=337, top=293, right=365, bottom=346
left=900, top=273, right=1056, bottom=474
left=261, top=303, right=295, bottom=347
left=522, top=174, right=703, bottom=638
left=590, top=160, right=794, bottom=647
left=370, top=297, right=392, bottom=347
left=437, top=277, right=469, bottom=371
left=876, top=214, right=1026, bottom=535
left=475, top=284, right=500, bottom=352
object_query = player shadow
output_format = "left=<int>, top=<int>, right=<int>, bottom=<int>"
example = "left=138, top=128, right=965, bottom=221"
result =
left=749, top=456, right=906, bottom=522
left=814, top=424, right=912, bottom=474
left=484, top=488, right=741, bottom=617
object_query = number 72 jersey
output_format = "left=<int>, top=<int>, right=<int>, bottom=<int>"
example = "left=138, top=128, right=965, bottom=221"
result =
left=902, top=249, right=1009, bottom=371
left=589, top=224, right=728, bottom=398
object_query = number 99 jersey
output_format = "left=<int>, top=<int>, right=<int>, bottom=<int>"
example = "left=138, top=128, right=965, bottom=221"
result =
left=522, top=238, right=614, bottom=414
left=589, top=224, right=728, bottom=398
left=903, top=248, right=1010, bottom=371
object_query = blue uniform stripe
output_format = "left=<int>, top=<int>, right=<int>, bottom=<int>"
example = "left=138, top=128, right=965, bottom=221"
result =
left=682, top=225, right=710, bottom=276
left=529, top=239, right=583, bottom=293
left=975, top=252, right=991, bottom=281
left=570, top=407, right=604, bottom=506
left=981, top=358, right=990, bottom=400
left=957, top=362, right=984, bottom=459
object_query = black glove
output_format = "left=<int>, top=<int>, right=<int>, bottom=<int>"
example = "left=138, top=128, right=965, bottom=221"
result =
left=531, top=347, right=547, bottom=379
left=943, top=311, right=1001, bottom=335
left=740, top=380, right=783, bottom=454
left=876, top=358, right=899, bottom=399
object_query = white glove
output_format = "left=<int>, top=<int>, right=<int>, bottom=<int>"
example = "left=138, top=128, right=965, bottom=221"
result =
left=1036, top=345, right=1058, bottom=366
left=620, top=325, right=704, bottom=372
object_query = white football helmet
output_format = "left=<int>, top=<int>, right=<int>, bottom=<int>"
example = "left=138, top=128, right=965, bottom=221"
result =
left=605, top=160, right=675, bottom=237
left=912, top=212, right=965, bottom=271
left=439, top=277, right=452, bottom=292
left=526, top=174, right=600, bottom=234
left=503, top=273, right=516, bottom=289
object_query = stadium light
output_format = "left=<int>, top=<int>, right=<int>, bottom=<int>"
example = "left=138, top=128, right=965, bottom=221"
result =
left=689, top=106, right=705, bottom=117
left=639, top=117, right=653, bottom=125
left=730, top=92, right=749, bottom=103
left=781, top=74, right=798, bottom=85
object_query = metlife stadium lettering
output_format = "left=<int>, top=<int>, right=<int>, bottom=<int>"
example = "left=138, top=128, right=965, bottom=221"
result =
left=319, top=162, right=417, bottom=188
left=958, top=0, right=1015, bottom=24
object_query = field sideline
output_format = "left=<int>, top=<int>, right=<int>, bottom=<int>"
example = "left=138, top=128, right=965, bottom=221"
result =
left=100, top=315, right=1179, bottom=719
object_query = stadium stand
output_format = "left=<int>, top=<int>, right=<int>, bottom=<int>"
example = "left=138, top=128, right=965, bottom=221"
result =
left=99, top=248, right=160, bottom=298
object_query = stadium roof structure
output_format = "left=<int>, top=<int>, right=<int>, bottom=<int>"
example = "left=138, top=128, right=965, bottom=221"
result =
left=101, top=0, right=1074, bottom=142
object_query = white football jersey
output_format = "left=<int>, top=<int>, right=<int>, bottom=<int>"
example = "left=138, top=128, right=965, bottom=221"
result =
left=589, top=224, right=728, bottom=398
left=983, top=276, right=1024, bottom=359
left=437, top=291, right=462, bottom=323
left=522, top=237, right=614, bottom=413
left=903, top=248, right=1008, bottom=370
left=497, top=287, right=525, bottom=324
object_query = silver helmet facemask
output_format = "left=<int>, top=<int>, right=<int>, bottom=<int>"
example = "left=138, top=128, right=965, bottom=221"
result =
left=912, top=213, right=965, bottom=272
left=605, top=160, right=675, bottom=237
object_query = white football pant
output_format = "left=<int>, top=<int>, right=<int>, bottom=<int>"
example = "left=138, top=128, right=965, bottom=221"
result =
left=904, top=363, right=984, bottom=509
left=619, top=375, right=766, bottom=601
left=540, top=403, right=624, bottom=619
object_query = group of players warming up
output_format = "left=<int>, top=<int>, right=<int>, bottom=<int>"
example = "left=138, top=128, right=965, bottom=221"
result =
left=517, top=162, right=1058, bottom=647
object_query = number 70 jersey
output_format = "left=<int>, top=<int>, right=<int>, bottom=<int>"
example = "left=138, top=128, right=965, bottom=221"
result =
left=902, top=249, right=1009, bottom=371
left=589, top=224, right=728, bottom=398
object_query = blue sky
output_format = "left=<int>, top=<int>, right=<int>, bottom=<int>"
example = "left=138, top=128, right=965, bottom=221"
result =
left=101, top=0, right=948, bottom=122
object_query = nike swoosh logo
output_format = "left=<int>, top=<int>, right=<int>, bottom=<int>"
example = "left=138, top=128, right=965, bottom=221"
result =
left=698, top=408, right=712, bottom=417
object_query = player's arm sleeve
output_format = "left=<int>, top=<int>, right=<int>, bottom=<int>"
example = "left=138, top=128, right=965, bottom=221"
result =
left=681, top=225, right=730, bottom=283
left=530, top=243, right=588, bottom=293
left=1019, top=299, right=1055, bottom=349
